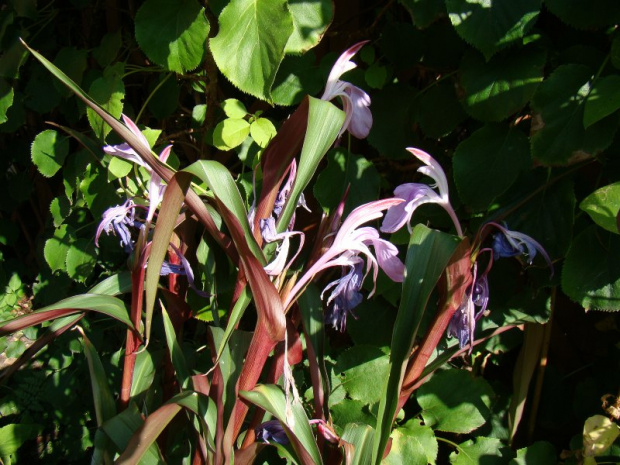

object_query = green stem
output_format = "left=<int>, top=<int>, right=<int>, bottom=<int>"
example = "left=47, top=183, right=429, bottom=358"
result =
left=136, top=73, right=173, bottom=124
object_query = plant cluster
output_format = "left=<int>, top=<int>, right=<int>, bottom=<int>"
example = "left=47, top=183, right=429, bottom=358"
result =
left=1, top=0, right=620, bottom=464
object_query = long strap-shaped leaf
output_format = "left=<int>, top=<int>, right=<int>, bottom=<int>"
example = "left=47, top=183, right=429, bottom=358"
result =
left=21, top=40, right=237, bottom=262
left=371, top=225, right=459, bottom=464
left=0, top=294, right=133, bottom=336
left=240, top=384, right=323, bottom=465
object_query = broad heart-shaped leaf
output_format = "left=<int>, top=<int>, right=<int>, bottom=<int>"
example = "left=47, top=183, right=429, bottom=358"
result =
left=446, top=0, right=541, bottom=59
left=31, top=129, right=69, bottom=177
left=418, top=369, right=494, bottom=434
left=86, top=63, right=125, bottom=140
left=509, top=441, right=557, bottom=465
left=66, top=238, right=97, bottom=283
left=0, top=424, right=40, bottom=456
left=453, top=124, right=530, bottom=211
left=44, top=224, right=75, bottom=273
left=584, top=75, right=620, bottom=128
left=384, top=419, right=438, bottom=465
left=250, top=117, right=277, bottom=148
left=415, top=78, right=467, bottom=138
left=449, top=437, right=511, bottom=464
left=210, top=0, right=294, bottom=101
left=135, top=0, right=209, bottom=73
left=372, top=226, right=459, bottom=465
left=313, top=148, right=381, bottom=215
left=284, top=0, right=333, bottom=54
left=458, top=46, right=546, bottom=122
left=544, top=0, right=620, bottom=30
left=562, top=226, right=620, bottom=311
left=240, top=384, right=323, bottom=465
left=271, top=52, right=323, bottom=106
left=335, top=345, right=389, bottom=405
left=213, top=118, right=250, bottom=150
left=531, top=64, right=619, bottom=165
left=580, top=182, right=620, bottom=234
left=276, top=97, right=345, bottom=232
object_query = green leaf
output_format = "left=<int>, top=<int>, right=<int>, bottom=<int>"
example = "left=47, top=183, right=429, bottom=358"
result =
left=583, top=75, right=620, bottom=128
left=449, top=437, right=509, bottom=464
left=80, top=329, right=117, bottom=426
left=509, top=441, right=556, bottom=465
left=250, top=117, right=277, bottom=148
left=44, top=224, right=76, bottom=273
left=89, top=272, right=132, bottom=296
left=0, top=424, right=40, bottom=456
left=93, top=31, right=122, bottom=68
left=580, top=182, right=620, bottom=234
left=49, top=196, right=71, bottom=228
left=458, top=46, right=546, bottom=122
left=130, top=348, right=158, bottom=398
left=102, top=403, right=163, bottom=465
left=210, top=0, right=294, bottom=101
left=277, top=97, right=345, bottom=231
left=531, top=64, right=619, bottom=165
left=384, top=419, right=438, bottom=465
left=240, top=384, right=323, bottom=465
left=544, top=0, right=620, bottom=29
left=314, top=148, right=381, bottom=215
left=0, top=79, right=14, bottom=124
left=271, top=52, right=323, bottom=106
left=453, top=124, right=530, bottom=211
left=161, top=304, right=191, bottom=388
left=66, top=239, right=97, bottom=283
left=335, top=346, right=389, bottom=405
left=418, top=369, right=494, bottom=433
left=213, top=118, right=250, bottom=150
left=365, top=63, right=388, bottom=89
left=446, top=0, right=541, bottom=59
left=135, top=0, right=209, bottom=73
left=372, top=226, right=459, bottom=464
left=416, top=79, right=467, bottom=138
left=52, top=47, right=88, bottom=97
left=31, top=129, right=69, bottom=178
left=222, top=98, right=248, bottom=118
left=86, top=64, right=125, bottom=140
left=399, top=0, right=446, bottom=28
left=340, top=423, right=375, bottom=465
left=107, top=156, right=133, bottom=180
left=285, top=0, right=332, bottom=54
left=562, top=226, right=620, bottom=311
left=331, top=400, right=377, bottom=429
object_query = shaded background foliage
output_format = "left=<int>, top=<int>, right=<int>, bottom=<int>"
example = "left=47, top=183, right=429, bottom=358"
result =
left=1, top=0, right=620, bottom=463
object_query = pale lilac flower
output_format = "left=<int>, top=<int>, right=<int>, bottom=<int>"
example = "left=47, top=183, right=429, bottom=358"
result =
left=255, top=420, right=289, bottom=445
left=321, top=41, right=372, bottom=139
left=95, top=199, right=139, bottom=251
left=381, top=148, right=463, bottom=236
left=260, top=217, right=304, bottom=277
left=151, top=243, right=209, bottom=297
left=322, top=259, right=364, bottom=331
left=284, top=198, right=405, bottom=310
left=103, top=114, right=171, bottom=222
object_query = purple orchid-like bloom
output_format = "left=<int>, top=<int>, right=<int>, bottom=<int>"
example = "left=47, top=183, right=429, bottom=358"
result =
left=255, top=419, right=289, bottom=445
left=150, top=243, right=209, bottom=297
left=103, top=114, right=171, bottom=222
left=260, top=217, right=305, bottom=277
left=490, top=223, right=553, bottom=273
left=447, top=269, right=490, bottom=349
left=95, top=199, right=139, bottom=251
left=322, top=259, right=364, bottom=332
left=284, top=198, right=405, bottom=313
left=321, top=41, right=372, bottom=139
left=381, top=148, right=463, bottom=237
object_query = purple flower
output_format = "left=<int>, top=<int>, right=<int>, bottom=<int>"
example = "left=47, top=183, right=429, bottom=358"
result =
left=490, top=223, right=553, bottom=273
left=156, top=243, right=209, bottom=298
left=447, top=266, right=489, bottom=349
left=95, top=199, right=139, bottom=251
left=322, top=259, right=364, bottom=331
left=103, top=114, right=171, bottom=222
left=260, top=217, right=305, bottom=277
left=255, top=419, right=289, bottom=445
left=381, top=148, right=462, bottom=236
left=321, top=41, right=372, bottom=139
left=284, top=198, right=405, bottom=311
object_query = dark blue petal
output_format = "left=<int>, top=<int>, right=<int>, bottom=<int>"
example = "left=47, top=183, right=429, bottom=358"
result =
left=255, top=420, right=289, bottom=445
